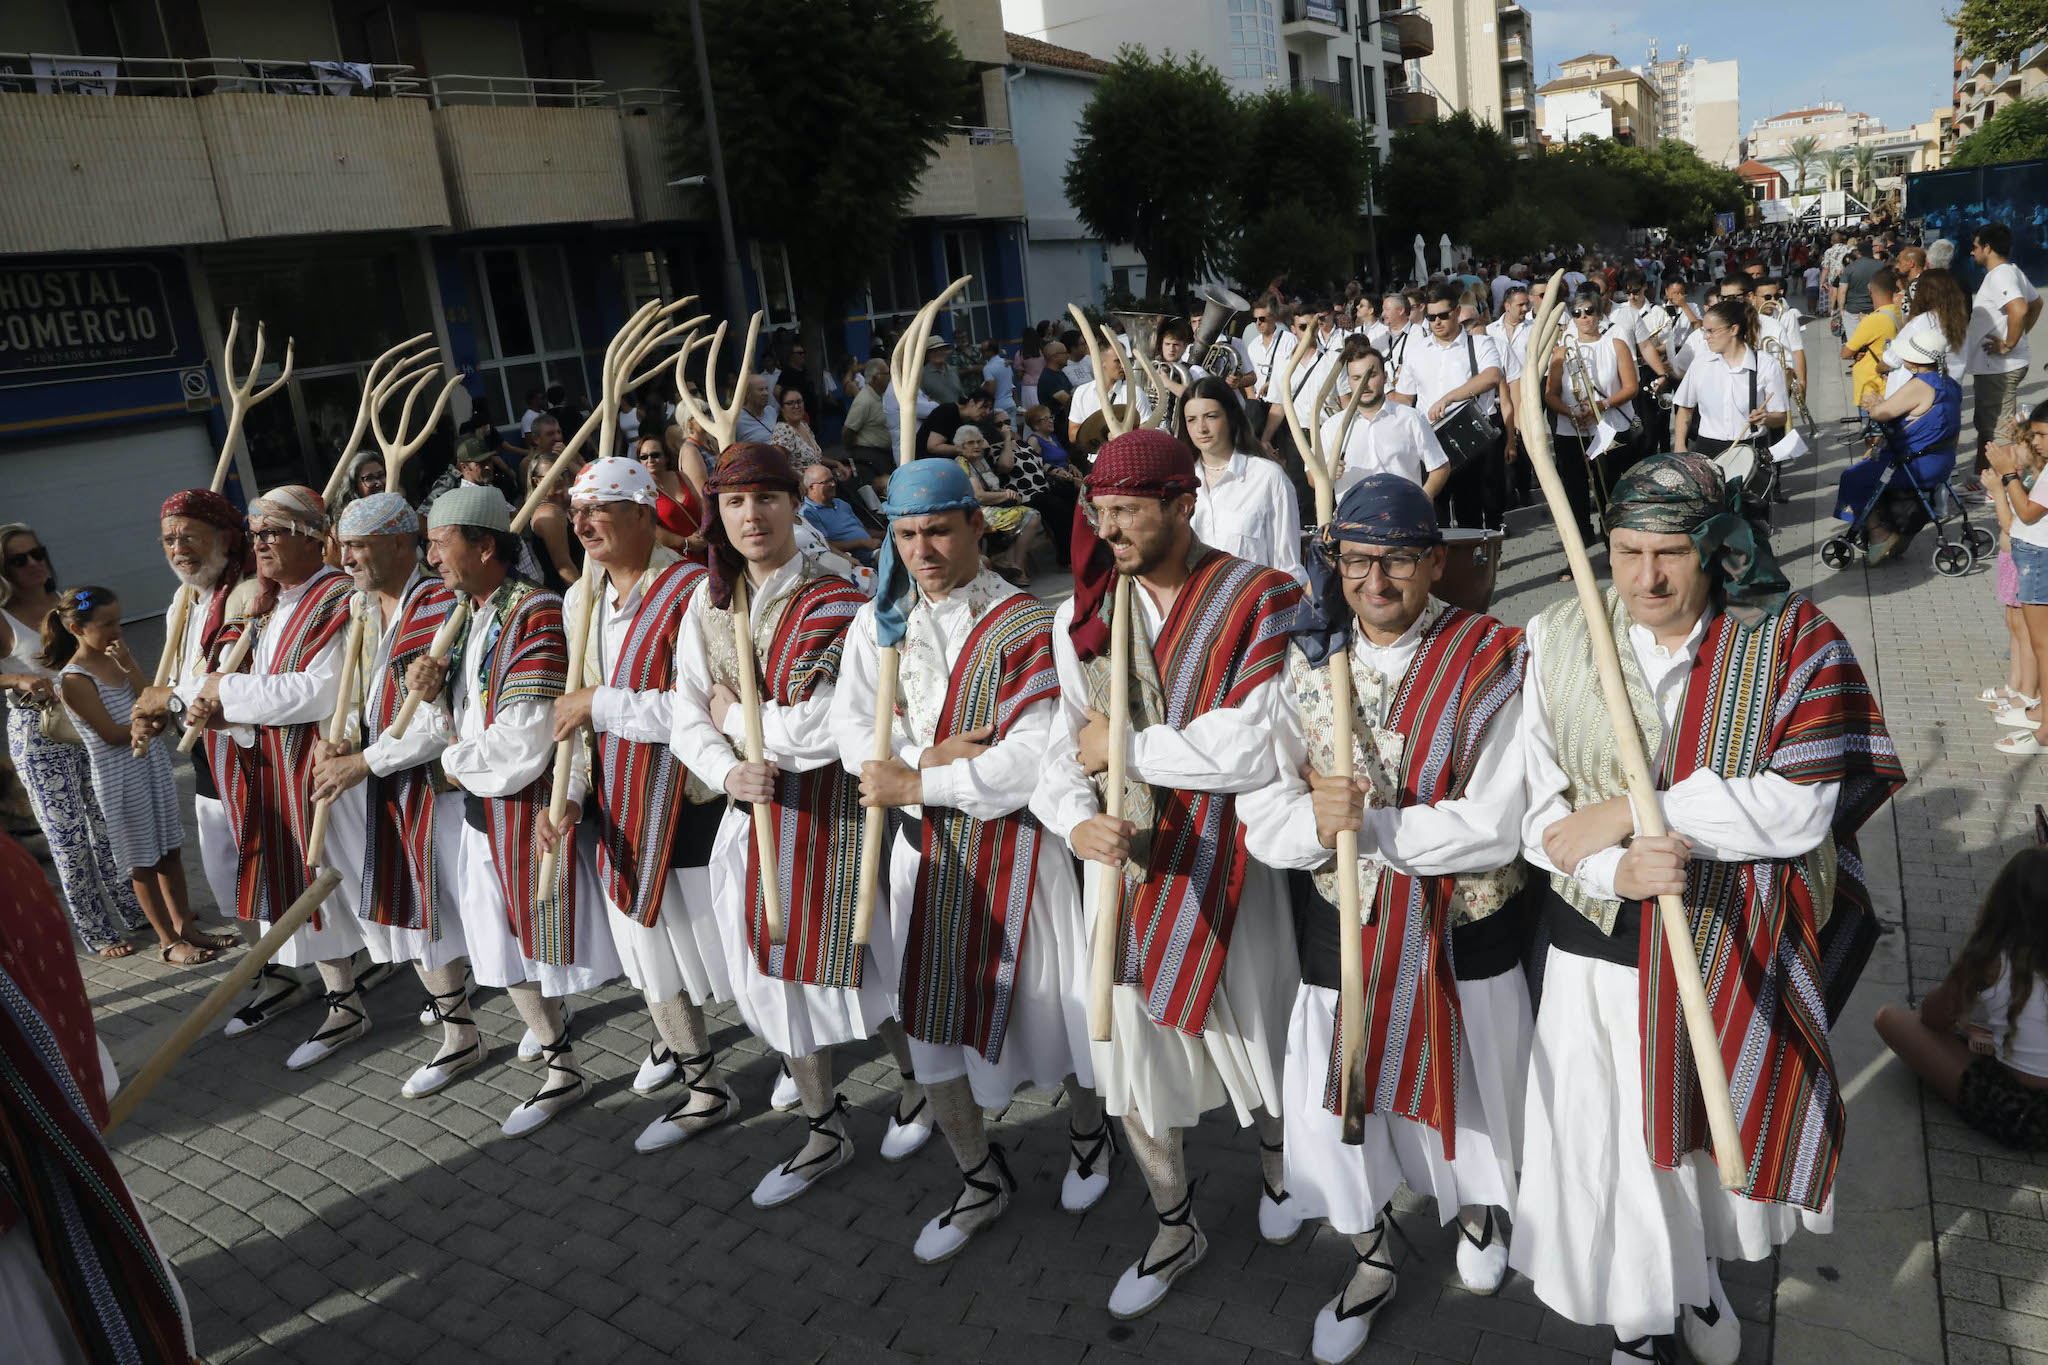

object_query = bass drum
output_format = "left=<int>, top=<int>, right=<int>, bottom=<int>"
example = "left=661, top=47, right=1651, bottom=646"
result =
left=1436, top=527, right=1505, bottom=614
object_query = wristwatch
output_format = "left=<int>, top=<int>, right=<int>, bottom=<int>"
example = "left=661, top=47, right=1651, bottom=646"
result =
left=2004, top=472, right=2025, bottom=486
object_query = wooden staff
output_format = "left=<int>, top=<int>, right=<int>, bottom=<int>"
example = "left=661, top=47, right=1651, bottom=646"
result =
left=849, top=276, right=974, bottom=948
left=1067, top=302, right=1147, bottom=1044
left=1275, top=328, right=1372, bottom=1140
left=302, top=597, right=360, bottom=870
left=103, top=869, right=342, bottom=1136
left=175, top=578, right=260, bottom=755
left=143, top=309, right=296, bottom=753
left=316, top=332, right=435, bottom=506
left=535, top=298, right=706, bottom=895
left=1517, top=270, right=1748, bottom=1192
left=668, top=310, right=792, bottom=942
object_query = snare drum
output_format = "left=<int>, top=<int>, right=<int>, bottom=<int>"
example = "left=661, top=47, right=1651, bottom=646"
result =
left=1436, top=527, right=1504, bottom=613
left=1432, top=403, right=1499, bottom=473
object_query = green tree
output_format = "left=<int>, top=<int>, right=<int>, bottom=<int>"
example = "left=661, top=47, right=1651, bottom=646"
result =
left=1787, top=135, right=1820, bottom=196
left=1229, top=199, right=1355, bottom=298
left=659, top=0, right=965, bottom=327
left=1819, top=147, right=1848, bottom=192
left=1065, top=48, right=1245, bottom=298
left=1952, top=94, right=2048, bottom=165
left=1852, top=144, right=1878, bottom=196
left=1376, top=112, right=1518, bottom=256
left=1952, top=0, right=2048, bottom=65
left=1228, top=87, right=1372, bottom=292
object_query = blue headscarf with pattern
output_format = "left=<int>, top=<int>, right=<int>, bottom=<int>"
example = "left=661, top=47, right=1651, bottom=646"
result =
left=1295, top=474, right=1442, bottom=664
left=872, top=460, right=984, bottom=648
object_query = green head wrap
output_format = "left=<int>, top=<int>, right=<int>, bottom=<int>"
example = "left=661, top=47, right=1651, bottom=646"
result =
left=1607, top=452, right=1790, bottom=625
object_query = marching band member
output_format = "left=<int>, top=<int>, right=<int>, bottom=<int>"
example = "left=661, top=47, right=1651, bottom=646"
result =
left=1757, top=278, right=1809, bottom=413
left=180, top=487, right=368, bottom=1060
left=1179, top=375, right=1308, bottom=586
left=544, top=457, right=739, bottom=1153
left=1288, top=302, right=1351, bottom=434
left=1511, top=453, right=1901, bottom=1365
left=1244, top=295, right=1298, bottom=455
left=833, top=460, right=1105, bottom=1264
left=1033, top=429, right=1305, bottom=1320
left=1671, top=300, right=1789, bottom=461
left=305, top=494, right=473, bottom=1084
left=400, top=485, right=624, bottom=1137
left=1544, top=285, right=1641, bottom=548
left=1390, top=284, right=1505, bottom=530
left=668, top=443, right=930, bottom=1208
left=1321, top=343, right=1451, bottom=502
left=1240, top=476, right=1532, bottom=1364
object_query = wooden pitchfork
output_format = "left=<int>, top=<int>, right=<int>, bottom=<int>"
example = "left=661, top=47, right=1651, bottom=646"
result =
left=1517, top=271, right=1748, bottom=1192
left=1275, top=331, right=1373, bottom=1142
left=671, top=310, right=790, bottom=943
left=302, top=342, right=467, bottom=865
left=1066, top=303, right=1145, bottom=1045
left=849, top=276, right=974, bottom=950
left=535, top=298, right=708, bottom=895
left=316, top=332, right=437, bottom=506
left=141, top=309, right=294, bottom=755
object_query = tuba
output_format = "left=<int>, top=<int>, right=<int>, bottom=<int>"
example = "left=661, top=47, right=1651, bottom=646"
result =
left=1194, top=283, right=1251, bottom=380
left=1114, top=311, right=1174, bottom=416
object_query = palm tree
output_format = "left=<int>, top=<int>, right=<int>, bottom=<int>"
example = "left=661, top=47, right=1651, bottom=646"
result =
left=1788, top=135, right=1820, bottom=196
left=1852, top=144, right=1878, bottom=197
left=1820, top=146, right=1848, bottom=193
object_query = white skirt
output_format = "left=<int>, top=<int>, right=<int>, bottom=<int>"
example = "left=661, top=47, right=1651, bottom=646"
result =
left=193, top=795, right=239, bottom=925
left=707, top=806, right=898, bottom=1058
left=451, top=819, right=622, bottom=995
left=322, top=787, right=470, bottom=973
left=1509, top=947, right=1831, bottom=1339
left=889, top=827, right=1094, bottom=1108
left=1081, top=858, right=1294, bottom=1134
left=604, top=866, right=733, bottom=1007
left=196, top=793, right=364, bottom=968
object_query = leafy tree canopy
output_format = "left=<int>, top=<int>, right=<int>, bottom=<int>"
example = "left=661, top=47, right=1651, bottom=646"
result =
left=660, top=0, right=966, bottom=317
left=1951, top=95, right=2048, bottom=165
left=1952, top=0, right=2048, bottom=66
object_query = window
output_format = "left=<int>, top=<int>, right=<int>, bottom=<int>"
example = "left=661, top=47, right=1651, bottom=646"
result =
left=1338, top=56, right=1355, bottom=116
left=466, top=245, right=588, bottom=432
left=619, top=248, right=700, bottom=317
left=1227, top=0, right=1279, bottom=83
left=1360, top=59, right=1377, bottom=122
left=941, top=231, right=992, bottom=345
left=750, top=241, right=798, bottom=328
left=1288, top=51, right=1302, bottom=86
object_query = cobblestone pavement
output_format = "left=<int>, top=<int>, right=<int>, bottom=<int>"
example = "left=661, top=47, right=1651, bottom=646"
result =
left=65, top=303, right=2048, bottom=1364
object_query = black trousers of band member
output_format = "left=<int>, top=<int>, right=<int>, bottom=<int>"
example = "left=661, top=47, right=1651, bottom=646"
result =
left=1553, top=431, right=1614, bottom=543
left=1434, top=431, right=1506, bottom=530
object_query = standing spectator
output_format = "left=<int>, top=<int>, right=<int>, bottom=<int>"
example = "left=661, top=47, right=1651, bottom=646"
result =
left=545, top=383, right=588, bottom=437
left=1060, top=328, right=1093, bottom=385
left=1982, top=413, right=2043, bottom=716
left=1840, top=241, right=1884, bottom=340
left=1803, top=260, right=1823, bottom=317
left=1983, top=401, right=2048, bottom=755
left=1967, top=223, right=2044, bottom=474
left=1036, top=341, right=1075, bottom=432
left=518, top=387, right=548, bottom=435
left=920, top=337, right=964, bottom=406
left=1015, top=330, right=1045, bottom=409
left=981, top=339, right=1016, bottom=416
left=1886, top=268, right=1972, bottom=384
left=797, top=463, right=879, bottom=565
left=0, top=525, right=148, bottom=956
left=734, top=375, right=777, bottom=446
left=45, top=586, right=217, bottom=965
left=842, top=358, right=894, bottom=502
left=635, top=433, right=707, bottom=558
left=777, top=341, right=821, bottom=424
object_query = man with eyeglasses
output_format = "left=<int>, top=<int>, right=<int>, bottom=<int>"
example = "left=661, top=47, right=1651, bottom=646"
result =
left=180, top=487, right=372, bottom=1051
left=1033, top=428, right=1306, bottom=1322
left=1243, top=295, right=1296, bottom=457
left=1389, top=283, right=1505, bottom=531
left=1238, top=474, right=1532, bottom=1362
left=1509, top=452, right=1899, bottom=1365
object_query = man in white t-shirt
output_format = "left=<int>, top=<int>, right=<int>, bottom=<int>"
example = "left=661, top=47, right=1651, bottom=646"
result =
left=1391, top=283, right=1504, bottom=528
left=1287, top=301, right=1351, bottom=431
left=1243, top=295, right=1298, bottom=451
left=1323, top=345, right=1450, bottom=501
left=1964, top=222, right=2043, bottom=468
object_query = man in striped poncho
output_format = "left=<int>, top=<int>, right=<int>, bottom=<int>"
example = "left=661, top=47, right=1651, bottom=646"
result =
left=1510, top=452, right=1903, bottom=1365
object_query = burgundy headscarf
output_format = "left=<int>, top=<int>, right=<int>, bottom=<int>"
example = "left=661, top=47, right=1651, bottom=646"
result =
left=701, top=441, right=801, bottom=609
left=161, top=488, right=255, bottom=657
left=1068, top=429, right=1200, bottom=661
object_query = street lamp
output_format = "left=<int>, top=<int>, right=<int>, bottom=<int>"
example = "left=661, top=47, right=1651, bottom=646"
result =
left=688, top=0, right=750, bottom=330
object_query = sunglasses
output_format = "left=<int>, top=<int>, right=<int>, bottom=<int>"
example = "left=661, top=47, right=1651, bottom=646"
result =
left=4, top=546, right=48, bottom=570
left=1425, top=309, right=1454, bottom=321
left=1570, top=307, right=1600, bottom=318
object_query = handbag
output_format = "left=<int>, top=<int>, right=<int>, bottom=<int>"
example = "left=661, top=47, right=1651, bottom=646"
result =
left=22, top=692, right=82, bottom=746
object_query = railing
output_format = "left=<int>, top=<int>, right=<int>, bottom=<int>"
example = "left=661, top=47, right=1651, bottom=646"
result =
left=1282, top=0, right=1349, bottom=31
left=1504, top=86, right=1529, bottom=110
left=1502, top=37, right=1526, bottom=62
left=426, top=73, right=605, bottom=108
left=1294, top=77, right=1351, bottom=114
left=947, top=122, right=1015, bottom=145
left=0, top=52, right=421, bottom=98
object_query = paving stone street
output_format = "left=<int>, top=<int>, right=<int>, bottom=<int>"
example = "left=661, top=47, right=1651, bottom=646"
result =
left=61, top=308, right=2048, bottom=1364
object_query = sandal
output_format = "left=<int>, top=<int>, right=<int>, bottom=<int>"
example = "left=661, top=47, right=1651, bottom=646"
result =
left=913, top=1144, right=1017, bottom=1264
left=158, top=941, right=214, bottom=966
left=183, top=928, right=240, bottom=951
left=1996, top=731, right=2044, bottom=755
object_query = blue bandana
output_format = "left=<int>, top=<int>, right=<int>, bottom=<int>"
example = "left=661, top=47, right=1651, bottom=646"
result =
left=873, top=461, right=985, bottom=648
left=1295, top=475, right=1441, bottom=665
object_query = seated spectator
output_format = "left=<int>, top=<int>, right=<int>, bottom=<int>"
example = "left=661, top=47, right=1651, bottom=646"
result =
left=519, top=387, right=548, bottom=435
left=798, top=463, right=880, bottom=565
left=518, top=448, right=583, bottom=588
left=915, top=390, right=993, bottom=462
left=734, top=375, right=777, bottom=445
left=1022, top=403, right=1072, bottom=467
left=1005, top=408, right=1078, bottom=567
left=953, top=424, right=1042, bottom=586
left=1877, top=848, right=2048, bottom=1148
left=423, top=433, right=519, bottom=512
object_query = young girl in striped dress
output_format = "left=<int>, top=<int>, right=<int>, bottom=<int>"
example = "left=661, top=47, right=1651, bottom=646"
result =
left=45, top=586, right=227, bottom=966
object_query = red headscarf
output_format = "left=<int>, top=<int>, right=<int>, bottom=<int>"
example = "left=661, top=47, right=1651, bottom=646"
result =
left=161, top=488, right=255, bottom=658
left=701, top=441, right=800, bottom=609
left=1068, top=429, right=1199, bottom=661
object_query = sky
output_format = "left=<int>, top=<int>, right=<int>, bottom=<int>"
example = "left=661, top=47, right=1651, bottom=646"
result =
left=1536, top=0, right=1956, bottom=137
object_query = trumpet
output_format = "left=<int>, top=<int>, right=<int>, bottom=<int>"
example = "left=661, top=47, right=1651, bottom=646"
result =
left=1562, top=334, right=1614, bottom=523
left=1761, top=334, right=1816, bottom=437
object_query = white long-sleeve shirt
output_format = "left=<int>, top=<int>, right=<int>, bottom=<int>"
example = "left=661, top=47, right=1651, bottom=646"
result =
left=419, top=585, right=582, bottom=805
left=1240, top=621, right=1526, bottom=876
left=1517, top=608, right=1839, bottom=901
left=832, top=579, right=1052, bottom=825
left=212, top=572, right=346, bottom=749
left=1191, top=453, right=1307, bottom=588
left=357, top=573, right=456, bottom=780
left=667, top=554, right=843, bottom=795
left=1031, top=589, right=1283, bottom=847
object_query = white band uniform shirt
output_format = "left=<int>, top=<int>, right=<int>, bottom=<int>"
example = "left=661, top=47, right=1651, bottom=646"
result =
left=1672, top=344, right=1788, bottom=444
left=1191, top=451, right=1308, bottom=587
left=1322, top=404, right=1449, bottom=497
left=1393, top=329, right=1504, bottom=420
left=1486, top=316, right=1533, bottom=384
left=1068, top=379, right=1153, bottom=432
left=1552, top=336, right=1637, bottom=439
left=1244, top=328, right=1297, bottom=405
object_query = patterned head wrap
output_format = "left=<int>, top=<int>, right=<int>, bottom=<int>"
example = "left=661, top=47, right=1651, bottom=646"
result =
left=247, top=485, right=329, bottom=539
left=1295, top=475, right=1442, bottom=663
left=1069, top=429, right=1200, bottom=658
left=160, top=488, right=242, bottom=533
left=702, top=442, right=800, bottom=609
left=1608, top=452, right=1789, bottom=624
left=872, top=460, right=983, bottom=648
left=570, top=455, right=659, bottom=507
left=425, top=483, right=512, bottom=533
left=336, top=491, right=419, bottom=538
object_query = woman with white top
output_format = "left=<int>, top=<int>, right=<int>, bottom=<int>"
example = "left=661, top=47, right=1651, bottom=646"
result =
left=1877, top=847, right=2048, bottom=1148
left=1176, top=376, right=1307, bottom=586
left=1984, top=401, right=2048, bottom=756
left=0, top=524, right=149, bottom=955
left=1543, top=285, right=1640, bottom=555
left=1672, top=298, right=1788, bottom=462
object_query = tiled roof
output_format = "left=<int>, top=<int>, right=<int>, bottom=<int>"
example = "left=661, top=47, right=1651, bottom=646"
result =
left=1004, top=33, right=1112, bottom=75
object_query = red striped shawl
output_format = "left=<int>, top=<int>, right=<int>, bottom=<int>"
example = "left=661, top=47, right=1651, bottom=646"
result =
left=355, top=575, right=457, bottom=936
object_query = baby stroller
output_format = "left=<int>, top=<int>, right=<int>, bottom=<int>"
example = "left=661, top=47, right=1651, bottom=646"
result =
left=1822, top=415, right=1995, bottom=576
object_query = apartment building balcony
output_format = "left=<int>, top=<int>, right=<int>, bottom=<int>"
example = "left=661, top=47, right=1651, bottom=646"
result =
left=0, top=54, right=448, bottom=254
left=427, top=75, right=633, bottom=230
left=1503, top=85, right=1529, bottom=113
left=1500, top=35, right=1528, bottom=65
left=1386, top=87, right=1438, bottom=127
left=609, top=90, right=708, bottom=224
left=1293, top=77, right=1352, bottom=115
left=1998, top=62, right=2023, bottom=95
left=905, top=125, right=1022, bottom=221
left=1396, top=13, right=1435, bottom=59
left=1281, top=0, right=1349, bottom=42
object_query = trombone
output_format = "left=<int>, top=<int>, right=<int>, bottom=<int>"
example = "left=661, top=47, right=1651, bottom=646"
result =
left=1761, top=333, right=1816, bottom=439
left=1562, top=334, right=1613, bottom=523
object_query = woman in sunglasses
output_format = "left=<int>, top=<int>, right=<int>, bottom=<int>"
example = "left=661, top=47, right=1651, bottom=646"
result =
left=1542, top=285, right=1640, bottom=561
left=0, top=524, right=151, bottom=956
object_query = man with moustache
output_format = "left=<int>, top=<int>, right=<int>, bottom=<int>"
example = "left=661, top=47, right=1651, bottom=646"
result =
left=832, top=460, right=1104, bottom=1265
left=1320, top=343, right=1451, bottom=501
